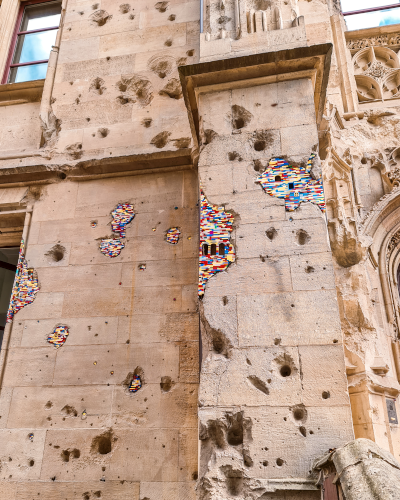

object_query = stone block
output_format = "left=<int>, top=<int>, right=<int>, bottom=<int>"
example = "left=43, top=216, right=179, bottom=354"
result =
left=200, top=347, right=302, bottom=407
left=139, top=482, right=196, bottom=500
left=58, top=36, right=100, bottom=64
left=18, top=316, right=119, bottom=348
left=61, top=287, right=131, bottom=317
left=0, top=483, right=16, bottom=500
left=237, top=289, right=342, bottom=347
left=2, top=347, right=57, bottom=387
left=52, top=344, right=130, bottom=385
left=235, top=217, right=330, bottom=260
left=203, top=256, right=292, bottom=297
left=299, top=344, right=350, bottom=406
left=60, top=54, right=136, bottom=82
left=280, top=123, right=318, bottom=156
left=289, top=252, right=336, bottom=291
left=140, top=2, right=199, bottom=28
left=31, top=182, right=79, bottom=223
left=6, top=385, right=113, bottom=429
left=117, top=312, right=199, bottom=344
left=112, top=382, right=197, bottom=429
left=0, top=429, right=46, bottom=480
left=0, top=103, right=41, bottom=152
left=14, top=481, right=139, bottom=500
left=127, top=342, right=180, bottom=383
left=99, top=24, right=187, bottom=58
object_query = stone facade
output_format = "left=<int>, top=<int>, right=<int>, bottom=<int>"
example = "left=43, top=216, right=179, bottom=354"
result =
left=0, top=0, right=399, bottom=499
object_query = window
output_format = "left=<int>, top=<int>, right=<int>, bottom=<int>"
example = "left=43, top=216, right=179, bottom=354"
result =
left=288, top=182, right=294, bottom=190
left=3, top=0, right=61, bottom=84
left=275, top=175, right=282, bottom=182
left=342, top=1, right=400, bottom=31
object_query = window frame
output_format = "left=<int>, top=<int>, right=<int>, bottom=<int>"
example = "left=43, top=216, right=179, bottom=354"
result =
left=2, top=0, right=61, bottom=85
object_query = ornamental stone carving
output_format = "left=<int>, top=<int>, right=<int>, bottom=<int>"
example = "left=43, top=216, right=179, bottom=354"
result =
left=347, top=34, right=400, bottom=51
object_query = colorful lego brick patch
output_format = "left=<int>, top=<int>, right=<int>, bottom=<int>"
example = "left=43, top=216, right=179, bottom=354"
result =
left=6, top=240, right=39, bottom=323
left=199, top=190, right=235, bottom=297
left=100, top=203, right=135, bottom=258
left=256, top=154, right=325, bottom=212
left=47, top=325, right=69, bottom=348
left=100, top=238, right=125, bottom=257
left=129, top=375, right=142, bottom=392
left=110, top=203, right=135, bottom=238
left=166, top=227, right=181, bottom=244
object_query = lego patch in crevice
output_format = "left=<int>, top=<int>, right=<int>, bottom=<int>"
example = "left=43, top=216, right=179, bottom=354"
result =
left=166, top=227, right=180, bottom=244
left=7, top=240, right=39, bottom=323
left=47, top=325, right=69, bottom=348
left=256, top=154, right=325, bottom=212
left=199, top=189, right=235, bottom=297
left=100, top=203, right=135, bottom=258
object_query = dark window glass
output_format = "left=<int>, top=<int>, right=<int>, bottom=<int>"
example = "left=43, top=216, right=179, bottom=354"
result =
left=0, top=247, right=19, bottom=349
left=288, top=182, right=294, bottom=190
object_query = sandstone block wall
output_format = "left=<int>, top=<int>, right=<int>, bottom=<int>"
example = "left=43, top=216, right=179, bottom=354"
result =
left=0, top=170, right=199, bottom=500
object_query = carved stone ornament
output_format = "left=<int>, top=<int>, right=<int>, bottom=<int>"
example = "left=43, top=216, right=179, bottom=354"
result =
left=352, top=46, right=400, bottom=103
left=347, top=34, right=400, bottom=50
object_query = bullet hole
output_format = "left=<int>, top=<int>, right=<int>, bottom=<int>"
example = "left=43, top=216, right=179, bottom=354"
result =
left=361, top=157, right=367, bottom=164
left=274, top=338, right=281, bottom=345
left=305, top=265, right=314, bottom=273
left=45, top=244, right=66, bottom=263
left=61, top=405, right=78, bottom=417
left=91, top=430, right=114, bottom=455
left=83, top=494, right=90, bottom=500
left=148, top=55, right=174, bottom=78
left=168, top=14, right=175, bottom=20
left=253, top=159, right=263, bottom=171
left=192, top=471, right=198, bottom=480
left=97, top=128, right=109, bottom=138
left=61, top=448, right=80, bottom=462
left=276, top=458, right=284, bottom=467
left=280, top=365, right=291, bottom=377
left=231, top=104, right=253, bottom=130
left=151, top=131, right=171, bottom=148
left=160, top=376, right=173, bottom=392
left=61, top=450, right=70, bottom=462
left=45, top=401, right=53, bottom=409
left=89, top=77, right=106, bottom=95
left=248, top=375, right=269, bottom=395
left=155, top=1, right=169, bottom=12
left=263, top=460, right=268, bottom=466
left=117, top=76, right=154, bottom=107
left=292, top=404, right=307, bottom=423
left=89, top=10, right=112, bottom=26
left=218, top=15, right=231, bottom=24
left=309, top=430, right=314, bottom=434
left=58, top=172, right=67, bottom=180
left=222, top=296, right=228, bottom=306
left=253, top=129, right=274, bottom=152
left=221, top=466, right=243, bottom=496
left=176, top=56, right=187, bottom=66
left=299, top=426, right=307, bottom=437
left=243, top=450, right=253, bottom=467
left=203, top=129, right=218, bottom=145
left=65, top=143, right=83, bottom=159
left=92, top=3, right=99, bottom=8
left=129, top=13, right=135, bottom=19
left=291, top=304, right=295, bottom=307
left=173, top=137, right=191, bottom=149
left=159, top=78, right=182, bottom=99
left=93, top=493, right=102, bottom=498
left=296, top=229, right=311, bottom=246
left=164, top=38, right=173, bottom=47
left=322, top=391, right=330, bottom=399
left=29, top=459, right=35, bottom=467
left=254, top=139, right=266, bottom=151
left=226, top=412, right=244, bottom=446
left=228, top=151, right=242, bottom=161
left=142, top=118, right=152, bottom=128
left=260, top=255, right=265, bottom=262
left=203, top=420, right=226, bottom=449
left=119, top=3, right=130, bottom=13
left=333, top=339, right=338, bottom=343
left=266, top=228, right=277, bottom=241
left=187, top=49, right=195, bottom=57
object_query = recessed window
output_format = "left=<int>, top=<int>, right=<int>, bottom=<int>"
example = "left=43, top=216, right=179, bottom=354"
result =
left=275, top=175, right=282, bottom=182
left=342, top=1, right=400, bottom=31
left=3, top=0, right=62, bottom=84
left=288, top=182, right=294, bottom=190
